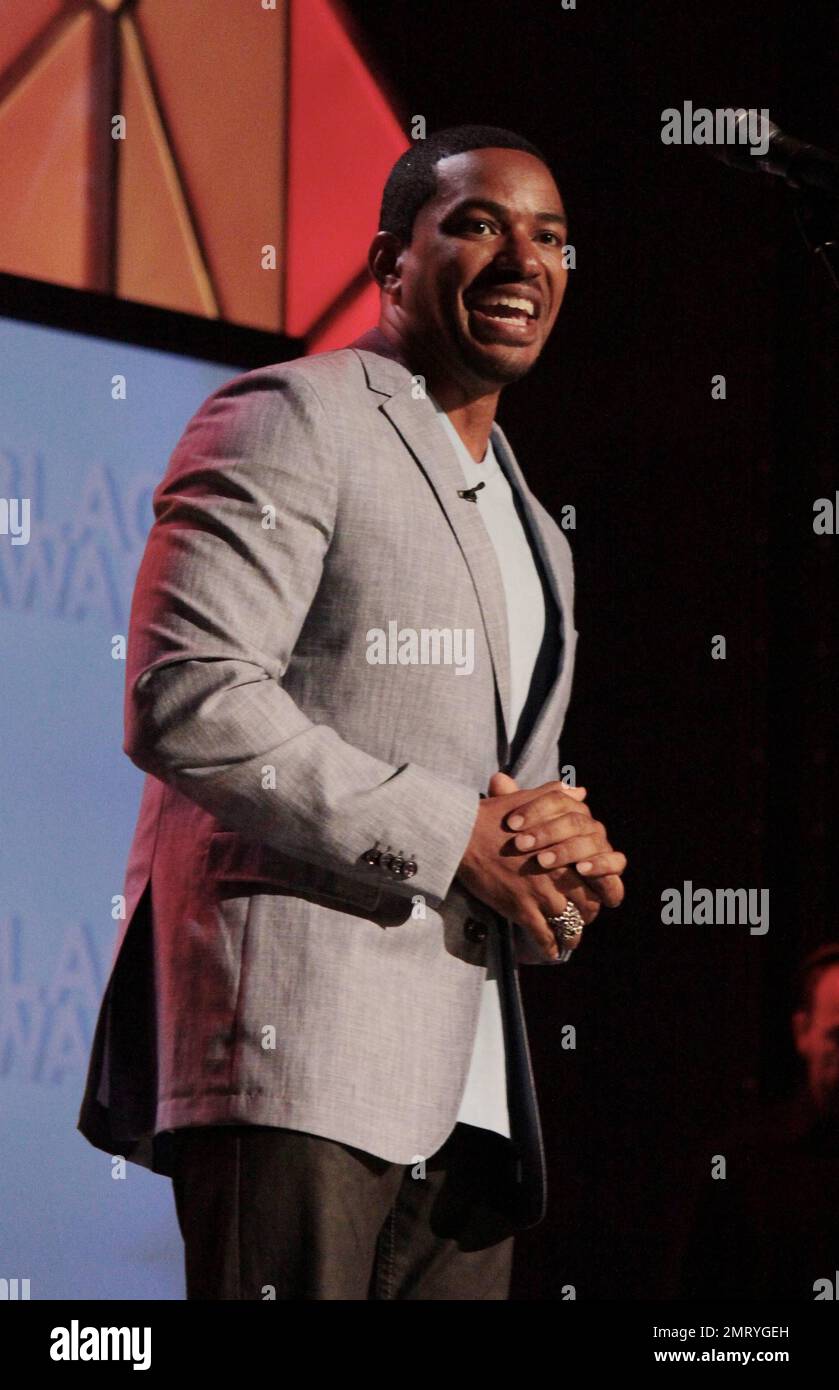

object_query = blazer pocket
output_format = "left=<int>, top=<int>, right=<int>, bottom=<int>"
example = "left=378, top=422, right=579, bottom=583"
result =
left=204, top=831, right=382, bottom=913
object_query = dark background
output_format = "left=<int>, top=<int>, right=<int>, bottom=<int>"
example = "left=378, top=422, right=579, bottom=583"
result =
left=342, top=0, right=839, bottom=1298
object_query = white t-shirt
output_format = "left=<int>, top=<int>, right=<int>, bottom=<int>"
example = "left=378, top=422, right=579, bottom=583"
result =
left=433, top=402, right=556, bottom=1138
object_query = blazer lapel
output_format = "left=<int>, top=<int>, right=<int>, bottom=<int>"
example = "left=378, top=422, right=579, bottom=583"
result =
left=489, top=422, right=575, bottom=780
left=351, top=329, right=514, bottom=745
left=350, top=328, right=574, bottom=774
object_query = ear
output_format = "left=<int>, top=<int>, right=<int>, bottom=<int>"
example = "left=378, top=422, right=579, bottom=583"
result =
left=791, top=1008, right=810, bottom=1056
left=367, top=230, right=404, bottom=294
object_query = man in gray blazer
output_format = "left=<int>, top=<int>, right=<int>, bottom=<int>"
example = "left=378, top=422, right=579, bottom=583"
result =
left=78, top=124, right=626, bottom=1299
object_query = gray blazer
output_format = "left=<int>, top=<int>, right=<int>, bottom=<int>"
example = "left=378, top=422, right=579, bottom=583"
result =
left=77, top=326, right=578, bottom=1228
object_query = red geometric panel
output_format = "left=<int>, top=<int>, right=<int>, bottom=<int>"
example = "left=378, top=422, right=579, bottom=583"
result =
left=307, top=277, right=380, bottom=354
left=0, top=0, right=406, bottom=339
left=286, top=0, right=407, bottom=338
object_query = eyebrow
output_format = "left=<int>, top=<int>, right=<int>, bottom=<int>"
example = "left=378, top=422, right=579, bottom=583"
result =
left=444, top=197, right=567, bottom=229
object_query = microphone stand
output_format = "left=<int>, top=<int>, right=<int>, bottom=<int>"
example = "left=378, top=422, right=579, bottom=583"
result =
left=789, top=184, right=839, bottom=295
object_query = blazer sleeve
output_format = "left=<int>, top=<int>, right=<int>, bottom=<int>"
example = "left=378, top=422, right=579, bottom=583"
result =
left=123, top=366, right=480, bottom=909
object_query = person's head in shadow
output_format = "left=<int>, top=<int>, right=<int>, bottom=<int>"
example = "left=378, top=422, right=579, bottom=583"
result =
left=793, top=943, right=839, bottom=1118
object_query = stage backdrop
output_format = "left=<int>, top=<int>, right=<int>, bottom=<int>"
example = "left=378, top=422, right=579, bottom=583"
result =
left=0, top=313, right=239, bottom=1299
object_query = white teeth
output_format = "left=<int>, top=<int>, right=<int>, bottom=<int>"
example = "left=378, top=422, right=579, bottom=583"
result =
left=471, top=295, right=535, bottom=318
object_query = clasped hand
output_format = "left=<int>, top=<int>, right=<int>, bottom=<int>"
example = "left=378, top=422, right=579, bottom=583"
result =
left=456, top=770, right=627, bottom=963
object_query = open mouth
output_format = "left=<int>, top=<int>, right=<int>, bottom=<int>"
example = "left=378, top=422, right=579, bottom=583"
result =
left=463, top=292, right=540, bottom=339
left=466, top=294, right=538, bottom=325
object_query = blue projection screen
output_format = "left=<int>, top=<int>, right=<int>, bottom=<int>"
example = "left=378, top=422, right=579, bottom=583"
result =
left=0, top=314, right=242, bottom=1299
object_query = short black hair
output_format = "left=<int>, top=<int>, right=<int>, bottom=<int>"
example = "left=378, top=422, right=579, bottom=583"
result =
left=796, top=942, right=839, bottom=1013
left=379, top=124, right=553, bottom=246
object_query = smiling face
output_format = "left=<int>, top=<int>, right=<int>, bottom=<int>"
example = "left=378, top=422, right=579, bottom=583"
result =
left=373, top=146, right=569, bottom=393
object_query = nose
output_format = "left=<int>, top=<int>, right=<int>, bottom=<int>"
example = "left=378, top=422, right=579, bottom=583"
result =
left=493, top=223, right=542, bottom=277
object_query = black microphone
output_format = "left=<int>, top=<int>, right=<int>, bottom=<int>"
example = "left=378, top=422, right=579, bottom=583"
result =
left=457, top=482, right=486, bottom=502
left=710, top=109, right=839, bottom=196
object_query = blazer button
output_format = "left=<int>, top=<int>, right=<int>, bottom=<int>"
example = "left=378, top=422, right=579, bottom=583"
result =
left=464, top=917, right=489, bottom=944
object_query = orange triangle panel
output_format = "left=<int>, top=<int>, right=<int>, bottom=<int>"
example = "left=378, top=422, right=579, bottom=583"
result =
left=134, top=0, right=284, bottom=332
left=0, top=11, right=94, bottom=288
left=116, top=15, right=212, bottom=317
left=0, top=0, right=65, bottom=82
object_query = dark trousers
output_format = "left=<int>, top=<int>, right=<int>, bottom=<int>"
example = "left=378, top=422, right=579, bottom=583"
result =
left=170, top=1121, right=516, bottom=1300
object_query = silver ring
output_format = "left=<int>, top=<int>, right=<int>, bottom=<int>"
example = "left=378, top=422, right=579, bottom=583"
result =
left=544, top=903, right=585, bottom=963
left=545, top=902, right=585, bottom=940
